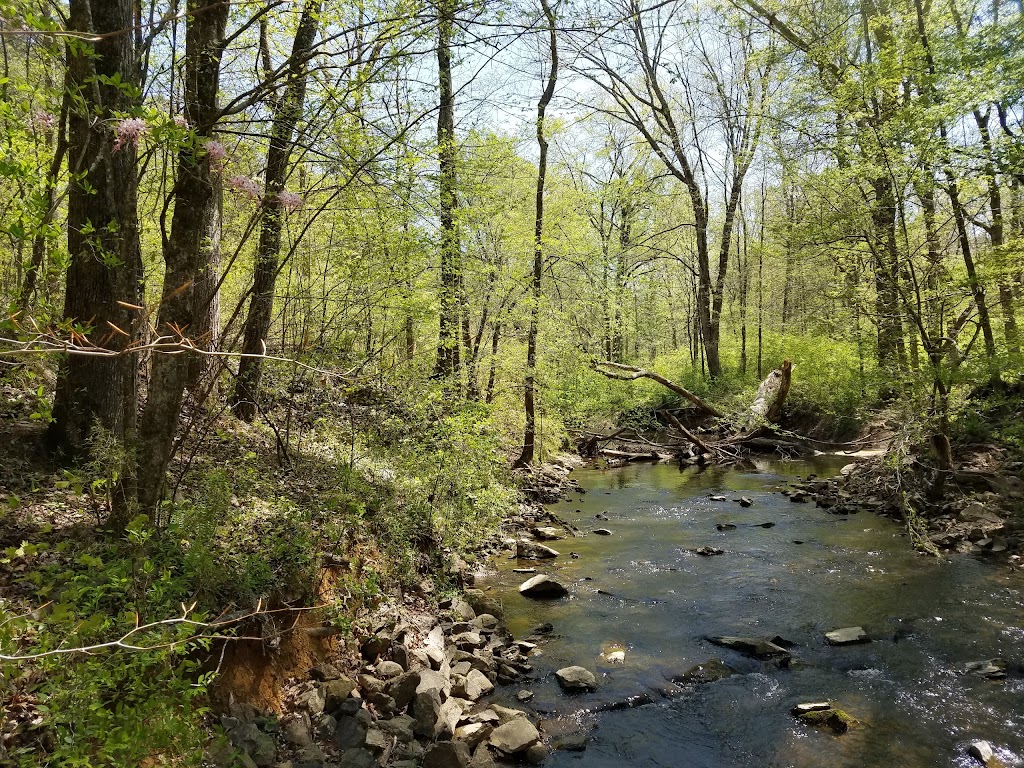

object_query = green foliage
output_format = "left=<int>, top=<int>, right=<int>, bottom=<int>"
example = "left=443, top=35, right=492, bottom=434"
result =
left=1, top=528, right=213, bottom=767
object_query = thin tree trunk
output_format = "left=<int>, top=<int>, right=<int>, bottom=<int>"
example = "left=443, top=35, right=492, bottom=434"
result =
left=231, top=0, right=321, bottom=421
left=433, top=0, right=462, bottom=385
left=514, top=0, right=557, bottom=469
left=21, top=93, right=69, bottom=312
left=484, top=321, right=501, bottom=404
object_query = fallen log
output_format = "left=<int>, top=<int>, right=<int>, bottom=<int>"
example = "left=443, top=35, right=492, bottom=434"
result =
left=586, top=360, right=800, bottom=459
left=599, top=448, right=671, bottom=462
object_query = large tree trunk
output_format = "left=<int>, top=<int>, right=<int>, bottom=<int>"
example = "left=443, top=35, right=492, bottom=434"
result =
left=137, top=0, right=229, bottom=512
left=49, top=0, right=144, bottom=529
left=514, top=0, right=557, bottom=468
left=231, top=0, right=322, bottom=421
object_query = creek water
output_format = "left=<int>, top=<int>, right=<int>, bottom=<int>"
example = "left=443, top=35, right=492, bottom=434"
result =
left=479, top=458, right=1024, bottom=767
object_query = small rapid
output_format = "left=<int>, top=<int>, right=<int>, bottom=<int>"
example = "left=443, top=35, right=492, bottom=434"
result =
left=480, top=459, right=1024, bottom=767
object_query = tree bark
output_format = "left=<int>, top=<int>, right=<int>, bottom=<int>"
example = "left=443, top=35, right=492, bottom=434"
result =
left=514, top=0, right=557, bottom=468
left=137, top=0, right=229, bottom=512
left=49, top=0, right=144, bottom=501
left=433, top=0, right=462, bottom=385
left=231, top=0, right=321, bottom=421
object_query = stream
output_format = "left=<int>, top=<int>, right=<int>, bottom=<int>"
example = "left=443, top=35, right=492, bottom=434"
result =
left=479, top=458, right=1024, bottom=767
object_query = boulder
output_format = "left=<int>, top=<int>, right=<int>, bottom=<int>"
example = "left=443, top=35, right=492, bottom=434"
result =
left=488, top=718, right=541, bottom=754
left=452, top=631, right=485, bottom=650
left=794, top=706, right=857, bottom=734
left=412, top=687, right=444, bottom=738
left=555, top=666, right=597, bottom=692
left=532, top=526, right=564, bottom=540
left=491, top=705, right=528, bottom=724
left=386, top=670, right=421, bottom=709
left=541, top=718, right=591, bottom=752
left=524, top=743, right=548, bottom=765
left=364, top=726, right=390, bottom=754
left=959, top=503, right=1005, bottom=527
left=361, top=632, right=391, bottom=662
left=695, top=546, right=723, bottom=556
left=452, top=600, right=477, bottom=621
left=424, top=741, right=472, bottom=768
left=464, top=588, right=504, bottom=619
left=314, top=714, right=337, bottom=741
left=968, top=740, right=995, bottom=765
left=324, top=677, right=357, bottom=713
left=226, top=722, right=277, bottom=767
left=473, top=614, right=500, bottom=631
left=965, top=659, right=1007, bottom=680
left=454, top=721, right=493, bottom=748
left=516, top=540, right=561, bottom=560
left=791, top=702, right=831, bottom=715
left=334, top=708, right=371, bottom=750
left=592, top=528, right=613, bottom=535
left=824, top=627, right=870, bottom=645
left=309, top=662, right=342, bottom=682
left=670, top=659, right=737, bottom=684
left=438, top=697, right=468, bottom=738
left=282, top=717, right=324, bottom=762
left=340, top=748, right=378, bottom=768
left=301, top=685, right=326, bottom=717
left=707, top=636, right=791, bottom=660
left=392, top=642, right=410, bottom=670
left=377, top=714, right=416, bottom=743
left=470, top=744, right=498, bottom=768
left=375, top=660, right=405, bottom=679
left=453, top=668, right=495, bottom=701
left=519, top=574, right=568, bottom=598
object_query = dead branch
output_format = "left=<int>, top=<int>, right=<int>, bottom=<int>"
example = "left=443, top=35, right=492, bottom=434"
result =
left=659, top=409, right=717, bottom=455
left=0, top=601, right=328, bottom=661
left=590, top=360, right=725, bottom=417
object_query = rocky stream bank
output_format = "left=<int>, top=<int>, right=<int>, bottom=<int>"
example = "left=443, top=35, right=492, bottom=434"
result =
left=213, top=451, right=1024, bottom=768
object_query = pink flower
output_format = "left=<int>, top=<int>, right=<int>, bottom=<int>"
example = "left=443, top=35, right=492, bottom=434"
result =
left=277, top=191, right=303, bottom=211
left=227, top=174, right=263, bottom=200
left=204, top=139, right=226, bottom=170
left=112, top=117, right=148, bottom=152
left=28, top=110, right=56, bottom=134
left=173, top=115, right=189, bottom=129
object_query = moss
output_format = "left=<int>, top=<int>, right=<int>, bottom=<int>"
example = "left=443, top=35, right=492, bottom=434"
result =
left=798, top=708, right=859, bottom=734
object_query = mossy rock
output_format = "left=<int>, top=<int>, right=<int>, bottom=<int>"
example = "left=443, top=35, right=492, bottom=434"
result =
left=797, top=708, right=859, bottom=734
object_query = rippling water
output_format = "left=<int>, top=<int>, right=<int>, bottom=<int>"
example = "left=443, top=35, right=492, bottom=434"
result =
left=480, top=459, right=1024, bottom=767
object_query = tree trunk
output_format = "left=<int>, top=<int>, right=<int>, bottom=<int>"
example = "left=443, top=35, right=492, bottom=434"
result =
left=137, top=0, right=229, bottom=512
left=514, top=0, right=557, bottom=468
left=433, top=0, right=462, bottom=385
left=49, top=0, right=144, bottom=525
left=21, top=93, right=69, bottom=312
left=231, top=0, right=322, bottom=421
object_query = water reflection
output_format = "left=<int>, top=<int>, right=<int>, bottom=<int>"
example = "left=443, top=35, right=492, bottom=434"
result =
left=481, top=459, right=1024, bottom=767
